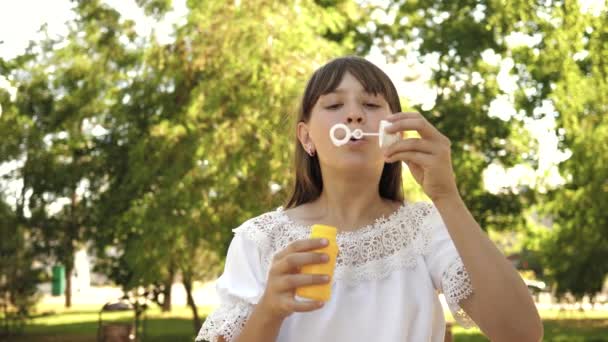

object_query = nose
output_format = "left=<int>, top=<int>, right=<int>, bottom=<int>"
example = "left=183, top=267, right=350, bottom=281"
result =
left=346, top=111, right=364, bottom=125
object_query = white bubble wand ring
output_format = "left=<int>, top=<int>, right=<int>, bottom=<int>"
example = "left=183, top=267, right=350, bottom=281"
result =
left=329, top=120, right=402, bottom=148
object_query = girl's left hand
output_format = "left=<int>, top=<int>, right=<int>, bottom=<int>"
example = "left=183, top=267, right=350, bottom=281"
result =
left=383, top=112, right=460, bottom=202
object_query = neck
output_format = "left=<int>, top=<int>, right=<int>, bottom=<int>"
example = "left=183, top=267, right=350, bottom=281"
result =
left=312, top=166, right=393, bottom=231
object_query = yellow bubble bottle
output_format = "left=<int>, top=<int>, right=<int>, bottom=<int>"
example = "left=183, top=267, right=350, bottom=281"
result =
left=296, top=224, right=339, bottom=302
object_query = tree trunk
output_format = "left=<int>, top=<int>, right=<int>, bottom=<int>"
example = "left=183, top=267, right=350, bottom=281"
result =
left=183, top=272, right=201, bottom=333
left=64, top=262, right=72, bottom=308
left=161, top=283, right=172, bottom=312
left=65, top=187, right=77, bottom=309
left=162, top=266, right=175, bottom=312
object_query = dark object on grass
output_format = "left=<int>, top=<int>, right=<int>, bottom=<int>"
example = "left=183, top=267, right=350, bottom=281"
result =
left=97, top=297, right=147, bottom=342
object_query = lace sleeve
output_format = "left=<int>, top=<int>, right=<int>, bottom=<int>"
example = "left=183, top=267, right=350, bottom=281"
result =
left=421, top=203, right=476, bottom=328
left=196, top=295, right=254, bottom=342
left=196, top=224, right=266, bottom=342
left=442, top=258, right=475, bottom=328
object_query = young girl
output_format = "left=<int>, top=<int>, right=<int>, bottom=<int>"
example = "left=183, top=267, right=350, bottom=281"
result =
left=196, top=56, right=542, bottom=342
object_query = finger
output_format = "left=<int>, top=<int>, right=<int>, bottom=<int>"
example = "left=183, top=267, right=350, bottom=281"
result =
left=383, top=118, right=432, bottom=137
left=384, top=115, right=443, bottom=141
left=273, top=252, right=329, bottom=275
left=405, top=161, right=423, bottom=174
left=273, top=238, right=328, bottom=260
left=276, top=273, right=330, bottom=291
left=385, top=151, right=434, bottom=166
left=385, top=112, right=420, bottom=122
left=287, top=298, right=326, bottom=312
left=383, top=138, right=436, bottom=157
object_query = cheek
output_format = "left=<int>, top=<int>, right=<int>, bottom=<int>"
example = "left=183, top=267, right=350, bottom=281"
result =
left=308, top=112, right=336, bottom=142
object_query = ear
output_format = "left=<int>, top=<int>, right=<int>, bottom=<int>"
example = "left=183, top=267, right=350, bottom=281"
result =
left=296, top=121, right=314, bottom=150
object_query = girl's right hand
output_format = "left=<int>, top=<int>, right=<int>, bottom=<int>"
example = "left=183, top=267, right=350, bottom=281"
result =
left=258, top=238, right=331, bottom=320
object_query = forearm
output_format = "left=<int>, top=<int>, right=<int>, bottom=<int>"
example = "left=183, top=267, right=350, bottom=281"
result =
left=433, top=194, right=542, bottom=342
left=233, top=303, right=283, bottom=342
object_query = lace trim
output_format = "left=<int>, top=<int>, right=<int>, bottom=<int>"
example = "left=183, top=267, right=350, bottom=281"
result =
left=443, top=258, right=475, bottom=328
left=233, top=201, right=436, bottom=286
left=196, top=296, right=253, bottom=342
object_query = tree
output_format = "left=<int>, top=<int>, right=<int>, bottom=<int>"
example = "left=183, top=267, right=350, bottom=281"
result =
left=0, top=199, right=44, bottom=337
left=371, top=0, right=608, bottom=297
left=4, top=0, right=143, bottom=308
left=531, top=2, right=608, bottom=299
left=368, top=0, right=536, bottom=233
left=1, top=53, right=48, bottom=331
left=90, top=0, right=358, bottom=333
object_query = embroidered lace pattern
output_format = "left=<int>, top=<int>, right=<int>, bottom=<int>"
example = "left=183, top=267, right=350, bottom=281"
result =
left=235, top=202, right=437, bottom=285
left=195, top=295, right=253, bottom=342
left=199, top=201, right=475, bottom=341
left=443, top=257, right=475, bottom=328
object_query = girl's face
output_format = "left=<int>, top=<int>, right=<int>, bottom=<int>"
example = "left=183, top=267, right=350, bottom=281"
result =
left=300, top=72, right=393, bottom=171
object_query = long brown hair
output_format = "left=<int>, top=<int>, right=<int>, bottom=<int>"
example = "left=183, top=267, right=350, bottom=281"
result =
left=284, top=56, right=404, bottom=209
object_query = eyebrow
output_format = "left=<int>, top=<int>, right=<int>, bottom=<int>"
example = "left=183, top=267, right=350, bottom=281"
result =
left=326, top=88, right=378, bottom=95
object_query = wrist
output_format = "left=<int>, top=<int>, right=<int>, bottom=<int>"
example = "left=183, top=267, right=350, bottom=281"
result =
left=256, top=297, right=288, bottom=324
left=235, top=298, right=284, bottom=342
left=431, top=191, right=462, bottom=208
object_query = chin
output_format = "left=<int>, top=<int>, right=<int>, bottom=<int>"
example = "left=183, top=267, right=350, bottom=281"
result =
left=327, top=154, right=384, bottom=171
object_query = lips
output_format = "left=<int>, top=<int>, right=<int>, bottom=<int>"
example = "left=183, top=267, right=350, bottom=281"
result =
left=347, top=138, right=366, bottom=145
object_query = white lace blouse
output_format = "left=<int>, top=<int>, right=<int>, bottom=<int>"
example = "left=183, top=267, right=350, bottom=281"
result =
left=196, top=201, right=475, bottom=342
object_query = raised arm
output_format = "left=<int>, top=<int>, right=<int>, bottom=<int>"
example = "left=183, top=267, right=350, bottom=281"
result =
left=383, top=112, right=543, bottom=341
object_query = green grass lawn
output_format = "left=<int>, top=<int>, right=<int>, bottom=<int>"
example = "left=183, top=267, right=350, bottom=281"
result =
left=3, top=304, right=608, bottom=341
left=4, top=303, right=210, bottom=342
left=453, top=309, right=608, bottom=342
left=453, top=320, right=608, bottom=342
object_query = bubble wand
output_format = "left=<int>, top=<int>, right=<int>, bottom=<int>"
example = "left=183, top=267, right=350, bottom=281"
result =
left=329, top=120, right=402, bottom=147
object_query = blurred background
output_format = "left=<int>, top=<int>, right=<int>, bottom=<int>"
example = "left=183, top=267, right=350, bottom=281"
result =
left=0, top=0, right=606, bottom=341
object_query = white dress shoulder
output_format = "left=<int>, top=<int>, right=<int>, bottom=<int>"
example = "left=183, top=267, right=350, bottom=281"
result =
left=196, top=201, right=475, bottom=342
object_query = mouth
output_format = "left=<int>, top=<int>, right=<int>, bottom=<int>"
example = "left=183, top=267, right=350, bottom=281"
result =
left=348, top=137, right=366, bottom=145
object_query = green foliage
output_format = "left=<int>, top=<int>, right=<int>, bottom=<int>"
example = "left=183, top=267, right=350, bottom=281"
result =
left=86, top=1, right=355, bottom=299
left=369, top=0, right=536, bottom=233
left=373, top=0, right=608, bottom=297
left=136, top=0, right=173, bottom=19
left=537, top=4, right=608, bottom=299
left=2, top=0, right=606, bottom=325
left=0, top=201, right=44, bottom=336
left=1, top=0, right=360, bottom=328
